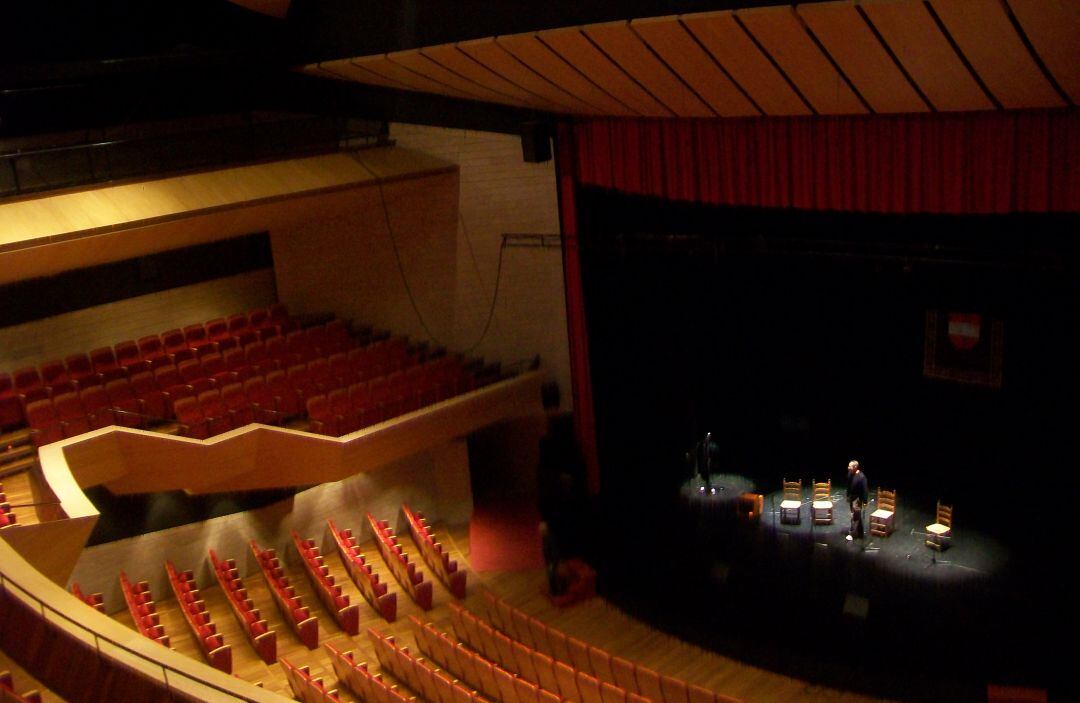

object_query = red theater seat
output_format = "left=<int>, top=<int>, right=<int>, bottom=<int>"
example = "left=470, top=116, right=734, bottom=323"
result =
left=40, top=360, right=69, bottom=387
left=220, top=383, right=254, bottom=427
left=161, top=329, right=186, bottom=355
left=80, top=386, right=113, bottom=429
left=114, top=340, right=142, bottom=369
left=128, top=371, right=168, bottom=420
left=13, top=367, right=43, bottom=394
left=243, top=376, right=281, bottom=424
left=137, top=335, right=166, bottom=361
left=25, top=399, right=63, bottom=446
left=205, top=318, right=229, bottom=341
left=227, top=313, right=249, bottom=335
left=173, top=396, right=207, bottom=438
left=53, top=392, right=91, bottom=437
left=64, top=353, right=96, bottom=383
left=197, top=390, right=234, bottom=436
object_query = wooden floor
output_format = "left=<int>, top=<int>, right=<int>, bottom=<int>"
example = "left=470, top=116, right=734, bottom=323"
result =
left=1, top=467, right=62, bottom=526
left=107, top=522, right=894, bottom=703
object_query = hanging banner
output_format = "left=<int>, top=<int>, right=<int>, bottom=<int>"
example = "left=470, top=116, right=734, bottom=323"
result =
left=924, top=310, right=1003, bottom=388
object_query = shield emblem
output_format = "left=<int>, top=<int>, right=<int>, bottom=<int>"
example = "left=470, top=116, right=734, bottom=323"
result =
left=947, top=312, right=982, bottom=351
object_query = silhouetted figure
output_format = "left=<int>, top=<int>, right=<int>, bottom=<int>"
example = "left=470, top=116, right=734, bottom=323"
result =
left=846, top=459, right=868, bottom=541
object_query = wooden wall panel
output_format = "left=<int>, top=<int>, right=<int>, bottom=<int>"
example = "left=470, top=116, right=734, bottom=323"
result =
left=797, top=2, right=928, bottom=113
left=1008, top=0, right=1080, bottom=104
left=737, top=6, right=867, bottom=115
left=680, top=11, right=810, bottom=116
left=495, top=33, right=636, bottom=115
left=582, top=22, right=714, bottom=117
left=930, top=0, right=1065, bottom=108
left=538, top=27, right=672, bottom=117
left=860, top=0, right=993, bottom=112
left=458, top=38, right=598, bottom=114
left=631, top=17, right=759, bottom=117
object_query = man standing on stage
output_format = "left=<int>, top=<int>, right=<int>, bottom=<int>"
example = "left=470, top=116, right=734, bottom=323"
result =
left=846, top=459, right=868, bottom=541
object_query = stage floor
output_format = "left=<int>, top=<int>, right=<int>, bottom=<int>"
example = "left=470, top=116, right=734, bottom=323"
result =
left=593, top=474, right=1066, bottom=702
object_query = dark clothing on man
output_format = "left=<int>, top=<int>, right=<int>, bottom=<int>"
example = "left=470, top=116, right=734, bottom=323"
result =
left=847, top=470, right=869, bottom=539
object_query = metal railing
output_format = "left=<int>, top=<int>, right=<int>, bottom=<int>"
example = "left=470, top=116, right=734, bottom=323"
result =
left=0, top=569, right=282, bottom=702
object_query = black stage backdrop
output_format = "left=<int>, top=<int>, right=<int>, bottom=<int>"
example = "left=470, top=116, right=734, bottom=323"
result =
left=572, top=186, right=1078, bottom=699
left=579, top=187, right=1078, bottom=528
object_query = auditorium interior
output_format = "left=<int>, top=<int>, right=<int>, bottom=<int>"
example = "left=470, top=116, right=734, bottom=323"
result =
left=0, top=1, right=1076, bottom=702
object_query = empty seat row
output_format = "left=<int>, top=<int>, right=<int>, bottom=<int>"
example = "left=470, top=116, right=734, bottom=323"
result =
left=0, top=303, right=296, bottom=431
left=165, top=560, right=232, bottom=674
left=291, top=530, right=360, bottom=635
left=118, top=571, right=169, bottom=647
left=69, top=582, right=105, bottom=613
left=281, top=657, right=343, bottom=703
left=250, top=540, right=319, bottom=649
left=410, top=616, right=566, bottom=703
left=209, top=549, right=277, bottom=664
left=328, top=519, right=397, bottom=622
left=369, top=626, right=494, bottom=703
left=326, top=643, right=417, bottom=703
left=0, top=671, right=43, bottom=703
left=477, top=591, right=742, bottom=703
left=307, top=356, right=475, bottom=437
left=402, top=503, right=466, bottom=599
left=367, top=512, right=433, bottom=610
left=0, top=485, right=15, bottom=528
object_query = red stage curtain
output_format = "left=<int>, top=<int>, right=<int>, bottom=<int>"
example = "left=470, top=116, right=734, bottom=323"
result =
left=568, top=109, right=1079, bottom=214
left=556, top=110, right=1078, bottom=494
left=557, top=123, right=601, bottom=495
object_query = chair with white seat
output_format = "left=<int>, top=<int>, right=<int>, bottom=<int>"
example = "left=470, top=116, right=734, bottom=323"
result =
left=870, top=488, right=896, bottom=537
left=780, top=479, right=802, bottom=525
left=926, top=501, right=953, bottom=551
left=811, top=479, right=833, bottom=525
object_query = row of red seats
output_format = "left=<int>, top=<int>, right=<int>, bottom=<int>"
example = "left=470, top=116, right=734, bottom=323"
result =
left=370, top=626, right=495, bottom=703
left=444, top=605, right=599, bottom=703
left=0, top=485, right=15, bottom=528
left=367, top=512, right=433, bottom=610
left=165, top=561, right=232, bottom=674
left=307, top=356, right=476, bottom=437
left=281, top=657, right=342, bottom=703
left=209, top=549, right=277, bottom=665
left=118, top=571, right=169, bottom=647
left=291, top=530, right=360, bottom=636
left=69, top=583, right=105, bottom=613
left=403, top=503, right=466, bottom=599
left=250, top=540, right=319, bottom=649
left=410, top=616, right=565, bottom=703
left=0, top=671, right=42, bottom=703
left=328, top=519, right=397, bottom=622
left=326, top=643, right=416, bottom=703
left=0, top=303, right=294, bottom=431
left=478, top=591, right=742, bottom=703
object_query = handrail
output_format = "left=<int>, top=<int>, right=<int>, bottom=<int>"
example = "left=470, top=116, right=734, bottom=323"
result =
left=0, top=539, right=286, bottom=702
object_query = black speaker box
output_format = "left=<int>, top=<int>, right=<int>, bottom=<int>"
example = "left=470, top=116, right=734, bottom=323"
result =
left=520, top=121, right=552, bottom=163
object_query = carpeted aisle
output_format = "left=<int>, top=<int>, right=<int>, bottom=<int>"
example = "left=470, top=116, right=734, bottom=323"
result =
left=469, top=499, right=545, bottom=571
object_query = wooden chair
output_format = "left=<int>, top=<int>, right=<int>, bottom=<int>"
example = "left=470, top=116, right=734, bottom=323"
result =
left=780, top=479, right=802, bottom=524
left=870, top=488, right=896, bottom=537
left=811, top=479, right=832, bottom=525
left=926, top=501, right=953, bottom=551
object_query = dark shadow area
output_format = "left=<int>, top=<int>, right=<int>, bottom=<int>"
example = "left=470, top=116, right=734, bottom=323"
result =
left=85, top=484, right=301, bottom=545
left=573, top=187, right=1078, bottom=701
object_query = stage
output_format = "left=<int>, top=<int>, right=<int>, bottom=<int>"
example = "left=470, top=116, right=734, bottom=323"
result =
left=591, top=473, right=1066, bottom=703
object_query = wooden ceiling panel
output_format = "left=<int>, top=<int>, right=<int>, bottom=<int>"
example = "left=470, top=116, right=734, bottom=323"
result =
left=797, top=2, right=928, bottom=113
left=930, top=0, right=1065, bottom=108
left=680, top=11, right=809, bottom=116
left=1008, top=0, right=1080, bottom=104
left=860, top=0, right=993, bottom=112
left=419, top=44, right=558, bottom=112
left=538, top=27, right=672, bottom=116
left=319, top=59, right=406, bottom=90
left=631, top=16, right=759, bottom=117
left=352, top=55, right=476, bottom=102
left=387, top=50, right=526, bottom=108
left=495, top=33, right=637, bottom=115
left=457, top=37, right=600, bottom=114
left=737, top=6, right=866, bottom=115
left=581, top=21, right=714, bottom=117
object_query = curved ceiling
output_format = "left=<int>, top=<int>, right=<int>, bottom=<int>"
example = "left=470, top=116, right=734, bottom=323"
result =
left=300, top=0, right=1077, bottom=118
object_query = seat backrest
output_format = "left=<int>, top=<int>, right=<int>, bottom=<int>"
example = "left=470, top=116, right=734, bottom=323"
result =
left=40, top=360, right=69, bottom=385
left=89, top=347, right=118, bottom=371
left=783, top=479, right=801, bottom=501
left=174, top=396, right=203, bottom=424
left=877, top=488, right=896, bottom=512
left=813, top=479, right=830, bottom=501
left=53, top=392, right=86, bottom=420
left=936, top=501, right=953, bottom=528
